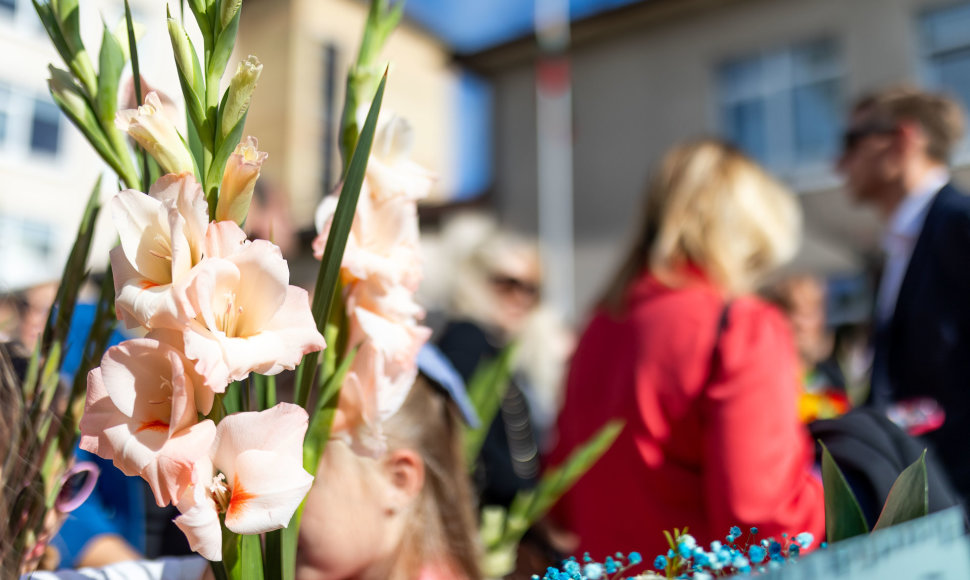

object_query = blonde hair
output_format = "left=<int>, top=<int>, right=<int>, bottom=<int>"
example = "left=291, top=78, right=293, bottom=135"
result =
left=853, top=85, right=965, bottom=163
left=383, top=376, right=482, bottom=580
left=601, top=139, right=801, bottom=309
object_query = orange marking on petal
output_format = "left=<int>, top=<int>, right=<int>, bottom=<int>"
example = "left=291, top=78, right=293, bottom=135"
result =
left=227, top=477, right=255, bottom=519
left=139, top=279, right=161, bottom=289
left=136, top=419, right=170, bottom=432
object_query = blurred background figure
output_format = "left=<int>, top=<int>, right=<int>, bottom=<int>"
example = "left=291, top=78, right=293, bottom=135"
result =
left=763, top=274, right=851, bottom=422
left=431, top=214, right=573, bottom=511
left=837, top=85, right=970, bottom=510
left=549, top=139, right=825, bottom=563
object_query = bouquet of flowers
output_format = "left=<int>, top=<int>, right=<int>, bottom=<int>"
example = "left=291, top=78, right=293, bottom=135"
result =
left=6, top=0, right=410, bottom=577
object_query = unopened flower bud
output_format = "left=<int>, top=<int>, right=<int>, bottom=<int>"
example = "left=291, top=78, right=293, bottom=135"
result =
left=216, top=136, right=268, bottom=225
left=221, top=56, right=262, bottom=140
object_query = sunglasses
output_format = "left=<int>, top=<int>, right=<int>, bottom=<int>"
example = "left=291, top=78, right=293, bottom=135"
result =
left=489, top=274, right=540, bottom=299
left=842, top=121, right=898, bottom=154
left=55, top=461, right=100, bottom=513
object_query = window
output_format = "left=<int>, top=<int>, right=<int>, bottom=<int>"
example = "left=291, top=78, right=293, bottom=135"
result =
left=921, top=3, right=970, bottom=120
left=30, top=98, right=60, bottom=155
left=717, top=38, right=844, bottom=177
left=0, top=82, right=63, bottom=161
left=0, top=0, right=15, bottom=17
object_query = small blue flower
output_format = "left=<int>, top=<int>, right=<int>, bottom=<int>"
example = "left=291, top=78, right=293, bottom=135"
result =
left=789, top=544, right=801, bottom=559
left=748, top=545, right=767, bottom=563
left=768, top=540, right=782, bottom=557
left=730, top=526, right=742, bottom=538
left=710, top=540, right=722, bottom=552
left=733, top=555, right=751, bottom=574
left=628, top=552, right=642, bottom=565
left=653, top=555, right=667, bottom=570
left=750, top=527, right=759, bottom=535
left=583, top=553, right=592, bottom=563
left=794, top=532, right=814, bottom=550
left=563, top=560, right=580, bottom=576
left=667, top=549, right=675, bottom=559
left=604, top=557, right=618, bottom=574
left=583, top=563, right=605, bottom=579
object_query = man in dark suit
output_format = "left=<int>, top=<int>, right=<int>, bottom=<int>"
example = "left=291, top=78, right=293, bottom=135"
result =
left=838, top=86, right=970, bottom=507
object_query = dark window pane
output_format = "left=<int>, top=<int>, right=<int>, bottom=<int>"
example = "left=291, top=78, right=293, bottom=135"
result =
left=722, top=99, right=766, bottom=162
left=923, top=4, right=970, bottom=54
left=792, top=40, right=839, bottom=82
left=30, top=99, right=60, bottom=155
left=0, top=0, right=15, bottom=16
left=794, top=79, right=842, bottom=161
left=935, top=48, right=970, bottom=115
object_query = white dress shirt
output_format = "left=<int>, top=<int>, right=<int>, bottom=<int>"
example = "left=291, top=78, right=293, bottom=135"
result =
left=875, top=168, right=950, bottom=323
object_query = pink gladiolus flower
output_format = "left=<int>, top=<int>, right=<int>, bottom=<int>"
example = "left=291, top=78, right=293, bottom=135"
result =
left=110, top=173, right=209, bottom=330
left=312, top=112, right=433, bottom=292
left=215, top=136, right=268, bottom=225
left=115, top=91, right=195, bottom=175
left=174, top=404, right=315, bottom=561
left=178, top=221, right=325, bottom=383
left=79, top=333, right=218, bottom=506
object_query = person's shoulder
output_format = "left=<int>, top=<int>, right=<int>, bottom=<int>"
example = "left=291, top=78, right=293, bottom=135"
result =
left=721, top=295, right=792, bottom=351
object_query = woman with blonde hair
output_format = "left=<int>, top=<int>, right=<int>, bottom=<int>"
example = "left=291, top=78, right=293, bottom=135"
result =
left=548, top=140, right=825, bottom=561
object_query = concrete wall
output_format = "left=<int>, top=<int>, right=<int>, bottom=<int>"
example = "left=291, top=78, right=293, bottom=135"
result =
left=486, top=0, right=970, bottom=317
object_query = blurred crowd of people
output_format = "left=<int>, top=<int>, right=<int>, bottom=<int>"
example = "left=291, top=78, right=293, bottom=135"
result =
left=8, top=82, right=970, bottom=579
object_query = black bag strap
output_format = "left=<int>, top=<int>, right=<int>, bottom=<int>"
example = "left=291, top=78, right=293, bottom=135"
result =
left=703, top=302, right=732, bottom=390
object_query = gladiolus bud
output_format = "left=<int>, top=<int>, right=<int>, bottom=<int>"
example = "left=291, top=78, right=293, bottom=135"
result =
left=115, top=92, right=195, bottom=175
left=221, top=56, right=262, bottom=140
left=167, top=16, right=202, bottom=99
left=221, top=0, right=242, bottom=30
left=48, top=66, right=89, bottom=122
left=216, top=136, right=268, bottom=225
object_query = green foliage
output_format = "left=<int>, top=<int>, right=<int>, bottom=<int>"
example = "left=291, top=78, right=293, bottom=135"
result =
left=873, top=450, right=929, bottom=531
left=462, top=343, right=517, bottom=469
left=480, top=420, right=624, bottom=577
left=820, top=441, right=870, bottom=542
left=821, top=441, right=931, bottom=544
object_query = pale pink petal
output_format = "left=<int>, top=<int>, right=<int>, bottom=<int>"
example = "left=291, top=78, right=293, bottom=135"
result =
left=111, top=190, right=169, bottom=283
left=149, top=174, right=208, bottom=280
left=78, top=367, right=122, bottom=460
left=230, top=240, right=288, bottom=336
left=217, top=287, right=325, bottom=378
left=205, top=220, right=250, bottom=259
left=224, top=449, right=313, bottom=535
left=182, top=321, right=233, bottom=393
left=174, top=466, right=222, bottom=562
left=211, top=403, right=309, bottom=483
left=137, top=419, right=217, bottom=507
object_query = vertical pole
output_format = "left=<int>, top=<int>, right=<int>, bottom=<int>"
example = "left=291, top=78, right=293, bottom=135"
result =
left=535, top=0, right=574, bottom=322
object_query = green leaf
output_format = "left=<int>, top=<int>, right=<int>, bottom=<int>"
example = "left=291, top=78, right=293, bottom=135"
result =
left=241, top=533, right=265, bottom=580
left=819, top=441, right=870, bottom=542
left=52, top=0, right=97, bottom=95
left=281, top=502, right=305, bottom=580
left=873, top=449, right=929, bottom=531
left=33, top=1, right=74, bottom=74
left=221, top=526, right=242, bottom=579
left=208, top=6, right=240, bottom=85
left=121, top=0, right=151, bottom=192
left=294, top=71, right=387, bottom=410
left=264, top=528, right=282, bottom=580
left=96, top=22, right=125, bottom=123
left=204, top=88, right=248, bottom=208
left=462, top=343, right=517, bottom=469
left=524, top=419, right=624, bottom=522
left=167, top=11, right=206, bottom=136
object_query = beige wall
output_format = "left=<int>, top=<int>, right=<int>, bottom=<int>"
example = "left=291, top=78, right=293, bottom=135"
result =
left=239, top=0, right=461, bottom=233
left=487, top=0, right=970, bottom=316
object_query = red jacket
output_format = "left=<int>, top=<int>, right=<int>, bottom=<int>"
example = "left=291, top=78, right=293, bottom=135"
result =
left=548, top=272, right=825, bottom=560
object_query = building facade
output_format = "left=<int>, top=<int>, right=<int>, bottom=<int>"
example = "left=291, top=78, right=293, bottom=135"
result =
left=463, top=0, right=970, bottom=318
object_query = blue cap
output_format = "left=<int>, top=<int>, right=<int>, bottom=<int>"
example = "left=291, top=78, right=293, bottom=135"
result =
left=416, top=343, right=480, bottom=429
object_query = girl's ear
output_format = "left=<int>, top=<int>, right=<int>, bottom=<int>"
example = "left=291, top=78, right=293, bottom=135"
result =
left=382, top=448, right=425, bottom=510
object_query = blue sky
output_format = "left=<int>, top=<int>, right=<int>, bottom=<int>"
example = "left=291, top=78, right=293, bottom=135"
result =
left=404, top=0, right=642, bottom=53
